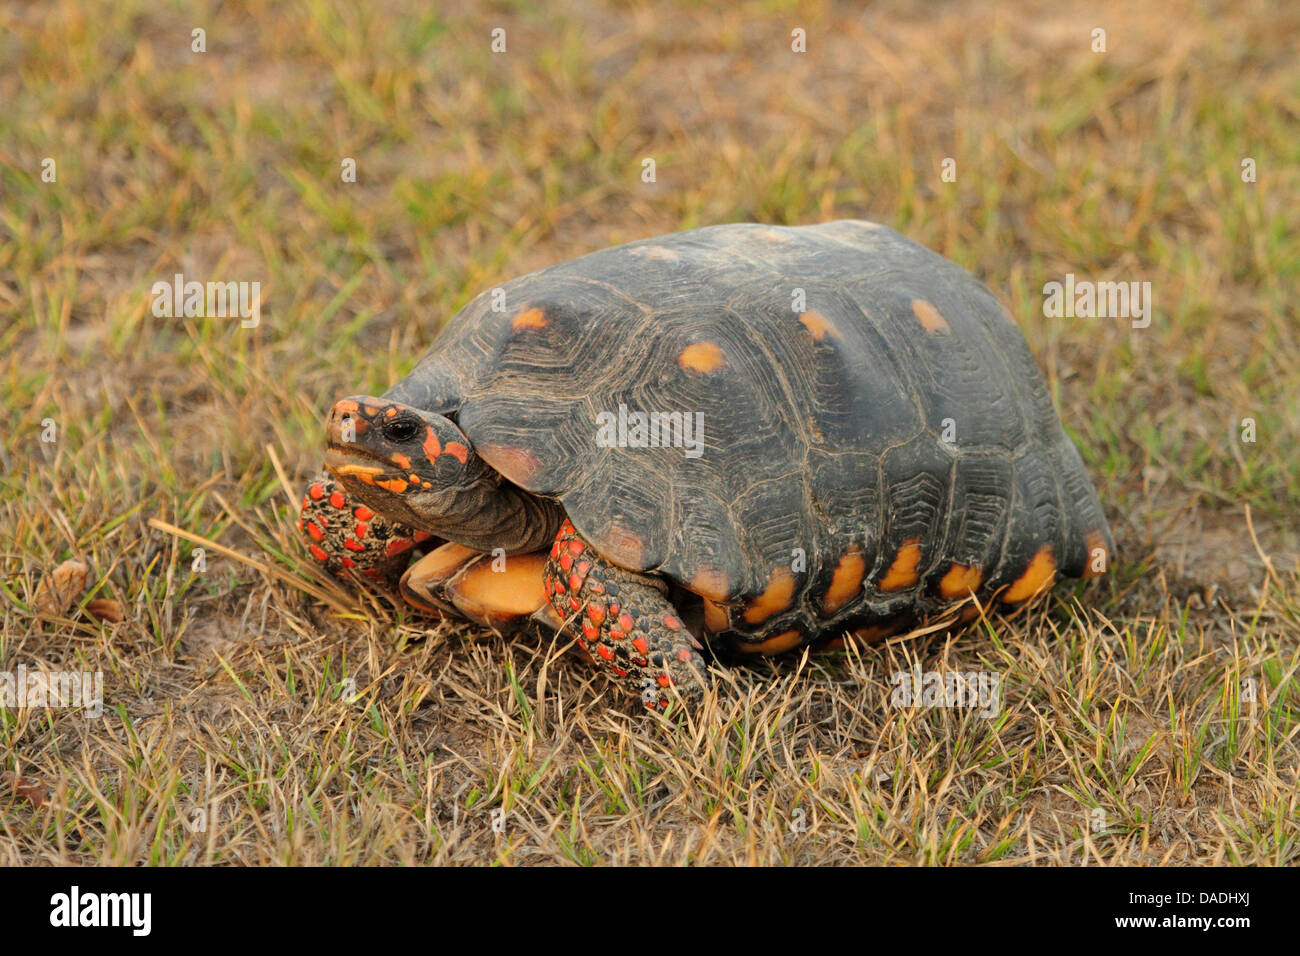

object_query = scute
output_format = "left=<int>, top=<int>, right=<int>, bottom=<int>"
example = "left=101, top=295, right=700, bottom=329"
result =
left=383, top=221, right=1112, bottom=637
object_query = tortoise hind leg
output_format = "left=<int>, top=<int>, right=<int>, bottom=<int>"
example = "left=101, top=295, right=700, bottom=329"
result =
left=545, top=519, right=710, bottom=712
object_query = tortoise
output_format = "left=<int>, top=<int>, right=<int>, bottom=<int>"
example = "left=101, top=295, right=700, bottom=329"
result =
left=299, top=220, right=1113, bottom=712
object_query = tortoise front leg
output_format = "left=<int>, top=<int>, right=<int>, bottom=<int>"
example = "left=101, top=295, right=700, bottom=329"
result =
left=545, top=519, right=710, bottom=713
left=298, top=470, right=431, bottom=588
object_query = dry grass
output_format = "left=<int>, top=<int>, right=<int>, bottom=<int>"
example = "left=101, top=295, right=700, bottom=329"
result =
left=1, top=0, right=1297, bottom=865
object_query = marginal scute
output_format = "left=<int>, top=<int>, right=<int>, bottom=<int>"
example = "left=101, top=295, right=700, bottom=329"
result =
left=938, top=563, right=983, bottom=598
left=743, top=566, right=797, bottom=624
left=879, top=538, right=922, bottom=591
left=685, top=565, right=728, bottom=603
left=703, top=599, right=729, bottom=632
left=1001, top=545, right=1056, bottom=603
left=1083, top=530, right=1109, bottom=578
left=735, top=628, right=803, bottom=655
left=834, top=623, right=896, bottom=649
left=822, top=547, right=866, bottom=614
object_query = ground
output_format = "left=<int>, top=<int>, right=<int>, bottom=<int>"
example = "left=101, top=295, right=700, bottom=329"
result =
left=1, top=0, right=1297, bottom=864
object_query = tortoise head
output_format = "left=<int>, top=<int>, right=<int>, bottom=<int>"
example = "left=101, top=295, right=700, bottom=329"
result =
left=323, top=396, right=562, bottom=553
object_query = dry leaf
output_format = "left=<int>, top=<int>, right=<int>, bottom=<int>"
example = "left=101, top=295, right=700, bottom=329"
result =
left=85, top=598, right=126, bottom=623
left=33, top=559, right=88, bottom=615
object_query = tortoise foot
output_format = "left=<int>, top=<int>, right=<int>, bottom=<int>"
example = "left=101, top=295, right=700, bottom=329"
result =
left=298, top=470, right=431, bottom=588
left=544, top=519, right=710, bottom=713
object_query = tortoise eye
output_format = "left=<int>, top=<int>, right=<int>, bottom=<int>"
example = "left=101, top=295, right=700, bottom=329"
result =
left=382, top=417, right=420, bottom=443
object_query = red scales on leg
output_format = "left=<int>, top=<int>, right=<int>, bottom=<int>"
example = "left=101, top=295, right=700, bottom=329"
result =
left=544, top=519, right=708, bottom=712
left=297, top=470, right=432, bottom=587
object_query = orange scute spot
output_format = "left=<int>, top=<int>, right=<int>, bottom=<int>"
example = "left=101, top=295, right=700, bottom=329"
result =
left=879, top=538, right=922, bottom=591
left=1083, top=531, right=1109, bottom=578
left=690, top=566, right=730, bottom=603
left=735, top=629, right=803, bottom=655
left=631, top=245, right=679, bottom=261
left=599, top=524, right=645, bottom=570
left=678, top=341, right=726, bottom=373
left=911, top=299, right=950, bottom=334
left=938, top=563, right=983, bottom=598
left=703, top=600, right=729, bottom=632
left=442, top=442, right=469, bottom=465
left=377, top=478, right=409, bottom=493
left=822, top=547, right=866, bottom=614
left=479, top=444, right=542, bottom=486
left=850, top=624, right=896, bottom=646
left=391, top=453, right=411, bottom=470
left=824, top=621, right=903, bottom=651
left=743, top=567, right=797, bottom=624
left=799, top=311, right=841, bottom=341
left=511, top=307, right=549, bottom=330
left=1001, top=545, right=1057, bottom=603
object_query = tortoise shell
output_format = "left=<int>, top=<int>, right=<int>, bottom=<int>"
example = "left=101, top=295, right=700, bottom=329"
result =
left=383, top=220, right=1112, bottom=646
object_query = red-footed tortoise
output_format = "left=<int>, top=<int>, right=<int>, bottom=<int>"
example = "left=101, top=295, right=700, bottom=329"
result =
left=299, top=221, right=1113, bottom=712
